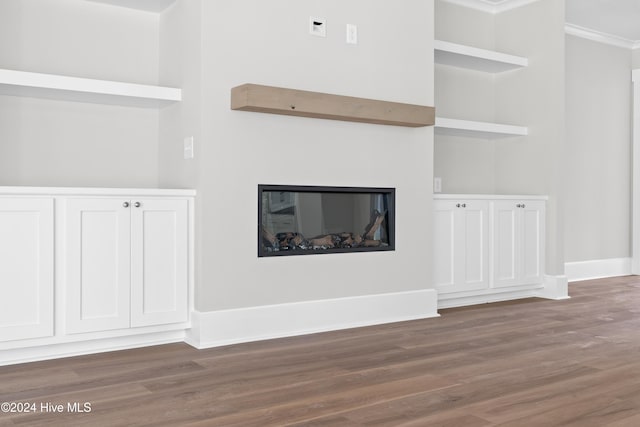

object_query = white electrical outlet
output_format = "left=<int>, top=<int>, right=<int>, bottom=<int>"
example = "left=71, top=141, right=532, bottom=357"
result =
left=346, top=24, right=358, bottom=44
left=434, top=177, right=442, bottom=193
left=309, top=17, right=326, bottom=37
left=183, top=136, right=194, bottom=159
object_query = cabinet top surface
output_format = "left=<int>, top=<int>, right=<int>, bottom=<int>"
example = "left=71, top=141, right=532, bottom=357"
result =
left=0, top=186, right=196, bottom=197
left=434, top=194, right=548, bottom=201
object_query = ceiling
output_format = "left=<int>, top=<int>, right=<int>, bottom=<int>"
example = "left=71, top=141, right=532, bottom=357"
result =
left=86, top=0, right=175, bottom=13
left=84, top=0, right=640, bottom=48
left=565, top=0, right=640, bottom=45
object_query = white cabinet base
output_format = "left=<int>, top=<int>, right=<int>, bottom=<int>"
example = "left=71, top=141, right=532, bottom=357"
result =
left=0, top=327, right=187, bottom=367
left=438, top=284, right=543, bottom=309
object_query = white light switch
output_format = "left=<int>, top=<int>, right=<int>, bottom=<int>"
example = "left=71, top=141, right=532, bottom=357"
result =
left=346, top=24, right=358, bottom=44
left=183, top=136, right=194, bottom=159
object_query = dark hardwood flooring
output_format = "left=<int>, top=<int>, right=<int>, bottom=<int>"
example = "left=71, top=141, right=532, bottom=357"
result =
left=2, top=277, right=640, bottom=426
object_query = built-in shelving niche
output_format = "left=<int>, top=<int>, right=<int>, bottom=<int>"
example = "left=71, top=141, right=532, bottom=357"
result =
left=0, top=69, right=181, bottom=108
left=434, top=40, right=528, bottom=138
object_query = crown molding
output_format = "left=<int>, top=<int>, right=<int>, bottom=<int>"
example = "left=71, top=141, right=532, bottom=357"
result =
left=439, top=0, right=541, bottom=14
left=565, top=23, right=639, bottom=50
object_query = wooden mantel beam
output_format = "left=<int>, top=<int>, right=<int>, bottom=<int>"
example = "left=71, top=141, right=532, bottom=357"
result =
left=231, top=84, right=435, bottom=128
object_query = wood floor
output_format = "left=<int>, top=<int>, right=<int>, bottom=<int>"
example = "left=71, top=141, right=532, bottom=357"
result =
left=2, top=277, right=640, bottom=426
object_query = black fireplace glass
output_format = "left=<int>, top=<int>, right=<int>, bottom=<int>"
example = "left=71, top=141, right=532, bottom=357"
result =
left=258, top=185, right=395, bottom=256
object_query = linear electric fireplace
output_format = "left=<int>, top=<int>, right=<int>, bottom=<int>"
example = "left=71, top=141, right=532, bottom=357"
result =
left=259, top=185, right=395, bottom=256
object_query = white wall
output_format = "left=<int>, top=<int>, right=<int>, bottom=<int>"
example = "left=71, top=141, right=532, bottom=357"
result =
left=193, top=0, right=435, bottom=311
left=633, top=49, right=640, bottom=69
left=434, top=0, right=497, bottom=194
left=0, top=0, right=161, bottom=188
left=565, top=35, right=632, bottom=263
left=494, top=0, right=566, bottom=274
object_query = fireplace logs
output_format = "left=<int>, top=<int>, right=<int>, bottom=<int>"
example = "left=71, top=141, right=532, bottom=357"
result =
left=261, top=209, right=388, bottom=253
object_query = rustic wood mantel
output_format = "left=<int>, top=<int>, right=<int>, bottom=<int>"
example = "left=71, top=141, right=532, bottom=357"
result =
left=230, top=84, right=435, bottom=127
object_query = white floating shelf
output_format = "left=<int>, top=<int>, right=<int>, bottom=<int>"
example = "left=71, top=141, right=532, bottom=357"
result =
left=434, top=40, right=528, bottom=73
left=435, top=117, right=528, bottom=138
left=0, top=69, right=181, bottom=108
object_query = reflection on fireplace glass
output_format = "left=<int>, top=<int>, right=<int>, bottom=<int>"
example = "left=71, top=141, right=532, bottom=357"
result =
left=259, top=185, right=395, bottom=256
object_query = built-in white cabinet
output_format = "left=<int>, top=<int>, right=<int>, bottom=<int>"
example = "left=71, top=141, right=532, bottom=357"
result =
left=0, top=187, right=194, bottom=365
left=492, top=200, right=545, bottom=288
left=433, top=200, right=489, bottom=294
left=0, top=198, right=54, bottom=343
left=433, top=195, right=546, bottom=308
left=64, top=197, right=189, bottom=334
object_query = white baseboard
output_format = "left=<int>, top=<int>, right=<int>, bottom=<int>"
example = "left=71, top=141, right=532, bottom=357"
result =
left=565, top=258, right=632, bottom=282
left=185, top=289, right=439, bottom=349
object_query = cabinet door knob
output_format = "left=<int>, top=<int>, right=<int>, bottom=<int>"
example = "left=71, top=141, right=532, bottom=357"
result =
left=462, top=203, right=466, bottom=208
left=134, top=201, right=141, bottom=208
left=522, top=203, right=526, bottom=208
left=456, top=203, right=461, bottom=208
left=123, top=202, right=130, bottom=208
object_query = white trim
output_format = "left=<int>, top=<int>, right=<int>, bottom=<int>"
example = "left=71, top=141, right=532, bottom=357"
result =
left=0, top=330, right=185, bottom=366
left=434, top=40, right=527, bottom=73
left=0, top=186, right=195, bottom=197
left=435, top=117, right=528, bottom=138
left=0, top=69, right=181, bottom=108
left=565, top=24, right=638, bottom=50
left=185, top=290, right=439, bottom=349
left=438, top=287, right=542, bottom=309
left=439, top=0, right=541, bottom=14
left=434, top=193, right=547, bottom=201
left=634, top=75, right=640, bottom=273
left=565, top=258, right=632, bottom=282
left=535, top=275, right=570, bottom=300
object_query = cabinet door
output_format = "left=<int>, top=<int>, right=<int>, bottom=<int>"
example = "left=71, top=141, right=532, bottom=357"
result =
left=492, top=200, right=545, bottom=288
left=492, top=201, right=519, bottom=288
left=520, top=201, right=545, bottom=285
left=64, top=199, right=131, bottom=334
left=0, top=198, right=54, bottom=342
left=433, top=200, right=489, bottom=294
left=130, top=199, right=189, bottom=327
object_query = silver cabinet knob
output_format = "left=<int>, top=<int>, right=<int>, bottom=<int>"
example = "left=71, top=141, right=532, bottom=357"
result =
left=123, top=202, right=130, bottom=208
left=134, top=201, right=141, bottom=208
